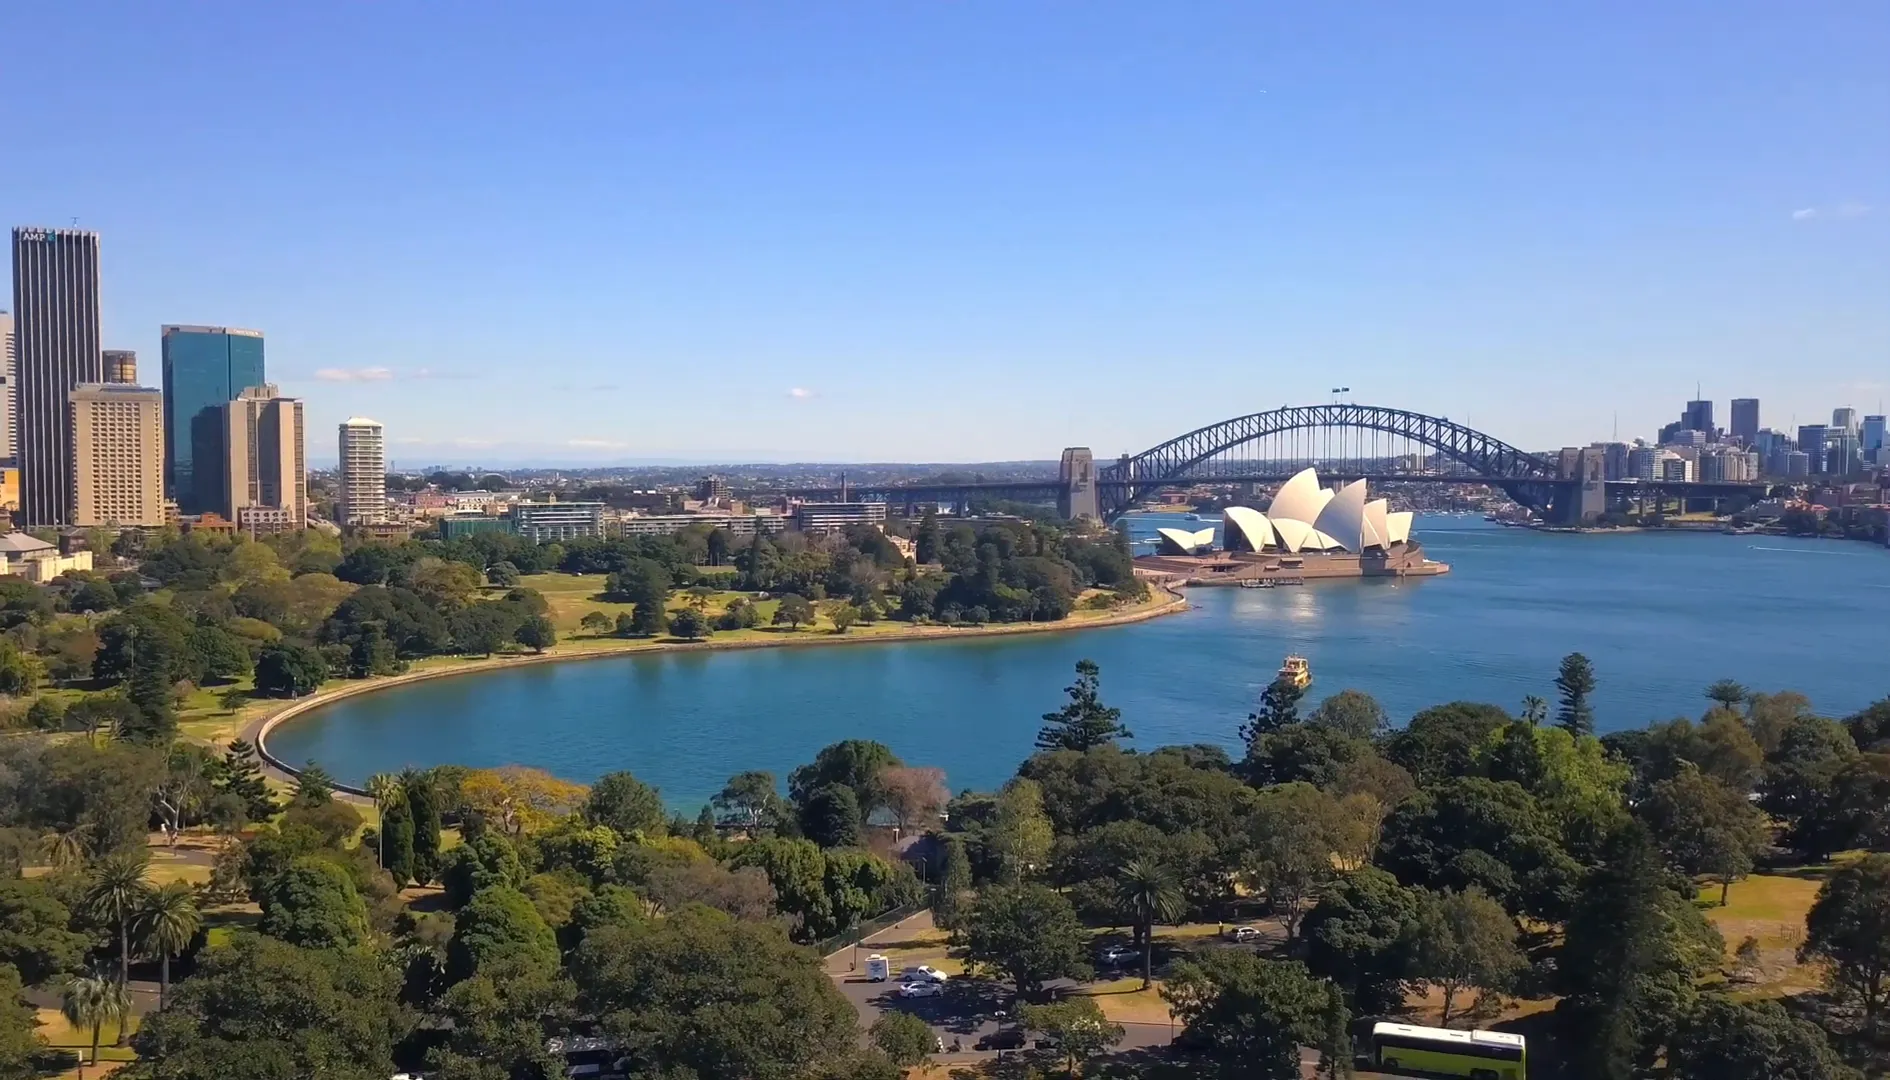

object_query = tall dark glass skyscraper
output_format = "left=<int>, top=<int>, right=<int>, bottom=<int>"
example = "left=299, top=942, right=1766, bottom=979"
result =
left=11, top=227, right=103, bottom=526
left=161, top=325, right=265, bottom=514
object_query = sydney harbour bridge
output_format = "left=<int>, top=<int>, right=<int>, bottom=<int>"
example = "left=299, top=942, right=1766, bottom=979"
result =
left=769, top=404, right=1768, bottom=525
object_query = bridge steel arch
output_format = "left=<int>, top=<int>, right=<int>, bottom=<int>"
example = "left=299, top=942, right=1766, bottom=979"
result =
left=1096, top=404, right=1560, bottom=519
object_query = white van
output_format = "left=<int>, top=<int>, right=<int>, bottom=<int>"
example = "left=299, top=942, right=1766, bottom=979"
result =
left=864, top=954, right=891, bottom=982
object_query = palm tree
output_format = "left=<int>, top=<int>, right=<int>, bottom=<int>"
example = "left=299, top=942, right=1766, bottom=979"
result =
left=133, top=881, right=201, bottom=1009
left=1116, top=859, right=1185, bottom=989
left=365, top=773, right=404, bottom=868
left=40, top=825, right=91, bottom=870
left=1520, top=696, right=1547, bottom=726
left=61, top=967, right=130, bottom=1070
left=84, top=852, right=152, bottom=1044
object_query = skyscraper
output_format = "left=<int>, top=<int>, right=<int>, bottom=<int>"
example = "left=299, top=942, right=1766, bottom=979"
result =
left=1730, top=398, right=1760, bottom=444
left=1864, top=415, right=1886, bottom=454
left=69, top=383, right=165, bottom=527
left=102, top=350, right=137, bottom=384
left=338, top=417, right=387, bottom=525
left=224, top=385, right=306, bottom=535
left=11, top=227, right=103, bottom=526
left=161, top=325, right=265, bottom=514
left=1798, top=425, right=1831, bottom=474
left=1832, top=407, right=1859, bottom=435
left=1683, top=399, right=1714, bottom=437
left=0, top=309, right=14, bottom=463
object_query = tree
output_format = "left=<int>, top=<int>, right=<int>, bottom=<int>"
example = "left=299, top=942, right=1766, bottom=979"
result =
left=1035, top=659, right=1131, bottom=750
left=0, top=964, right=41, bottom=1080
left=668, top=606, right=709, bottom=641
left=1638, top=764, right=1768, bottom=905
left=869, top=1011, right=935, bottom=1069
left=446, top=886, right=560, bottom=984
left=1019, top=998, right=1125, bottom=1077
left=877, top=765, right=947, bottom=835
left=629, top=599, right=667, bottom=637
left=1117, top=859, right=1184, bottom=988
left=514, top=614, right=555, bottom=652
left=958, top=884, right=1090, bottom=1001
left=1242, top=676, right=1306, bottom=741
left=1382, top=701, right=1512, bottom=786
left=1247, top=783, right=1354, bottom=937
left=379, top=796, right=415, bottom=887
left=85, top=852, right=153, bottom=1003
left=1160, top=951, right=1351, bottom=1080
left=915, top=512, right=941, bottom=565
left=1763, top=716, right=1865, bottom=860
left=1376, top=777, right=1579, bottom=922
left=713, top=770, right=787, bottom=831
left=450, top=603, right=516, bottom=656
left=772, top=593, right=815, bottom=629
left=1667, top=995, right=1861, bottom=1080
left=827, top=603, right=860, bottom=633
left=604, top=558, right=671, bottom=607
left=293, top=761, right=336, bottom=807
left=0, top=641, right=38, bottom=696
left=571, top=906, right=858, bottom=1080
left=581, top=771, right=665, bottom=838
left=487, top=560, right=520, bottom=587
left=989, top=777, right=1054, bottom=883
left=1303, top=867, right=1423, bottom=1015
left=579, top=610, right=612, bottom=635
left=800, top=784, right=864, bottom=849
left=1306, top=689, right=1388, bottom=739
left=1409, top=888, right=1523, bottom=1026
left=1705, top=679, right=1750, bottom=712
left=1554, top=652, right=1597, bottom=737
left=459, top=766, right=587, bottom=837
left=1555, top=825, right=1723, bottom=1079
left=132, top=881, right=201, bottom=1011
left=441, top=834, right=528, bottom=909
left=128, top=932, right=403, bottom=1079
left=404, top=769, right=443, bottom=885
left=1520, top=695, right=1547, bottom=726
left=254, top=641, right=327, bottom=697
left=1800, top=853, right=1890, bottom=1033
left=60, top=968, right=128, bottom=1068
left=259, top=857, right=369, bottom=949
left=936, top=835, right=973, bottom=930
left=0, top=881, right=88, bottom=987
left=789, top=739, right=900, bottom=817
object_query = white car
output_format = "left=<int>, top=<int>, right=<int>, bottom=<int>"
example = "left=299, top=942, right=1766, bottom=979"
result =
left=902, top=965, right=950, bottom=983
left=1230, top=925, right=1262, bottom=943
left=898, top=981, right=945, bottom=998
left=1098, top=944, right=1135, bottom=966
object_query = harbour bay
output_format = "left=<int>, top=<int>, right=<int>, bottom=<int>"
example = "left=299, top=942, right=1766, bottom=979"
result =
left=266, top=517, right=1890, bottom=808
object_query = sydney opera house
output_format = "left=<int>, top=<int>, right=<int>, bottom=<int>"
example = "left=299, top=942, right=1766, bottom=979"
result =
left=1140, top=467, right=1448, bottom=583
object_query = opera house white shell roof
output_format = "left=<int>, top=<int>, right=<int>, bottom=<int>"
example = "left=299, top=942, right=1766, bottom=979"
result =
left=1221, top=467, right=1414, bottom=554
left=1155, top=526, right=1217, bottom=555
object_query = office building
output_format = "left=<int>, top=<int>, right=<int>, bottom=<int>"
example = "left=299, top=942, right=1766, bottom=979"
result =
left=223, top=385, right=305, bottom=535
left=1832, top=407, right=1859, bottom=435
left=69, top=383, right=165, bottom=527
left=1783, top=450, right=1811, bottom=478
left=439, top=514, right=516, bottom=542
left=792, top=501, right=887, bottom=532
left=1798, top=425, right=1831, bottom=474
left=617, top=513, right=788, bottom=539
left=696, top=475, right=731, bottom=502
left=103, top=350, right=137, bottom=384
left=1730, top=398, right=1760, bottom=444
left=1684, top=399, right=1714, bottom=438
left=512, top=499, right=606, bottom=542
left=1864, top=415, right=1886, bottom=454
left=1659, top=453, right=1694, bottom=483
left=1589, top=442, right=1630, bottom=481
left=12, top=227, right=103, bottom=526
left=161, top=324, right=265, bottom=514
left=338, top=417, right=387, bottom=525
left=0, top=310, right=13, bottom=462
left=1667, top=429, right=1708, bottom=449
left=1627, top=445, right=1661, bottom=481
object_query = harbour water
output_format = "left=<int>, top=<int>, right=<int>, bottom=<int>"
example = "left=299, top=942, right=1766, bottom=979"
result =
left=268, top=517, right=1890, bottom=807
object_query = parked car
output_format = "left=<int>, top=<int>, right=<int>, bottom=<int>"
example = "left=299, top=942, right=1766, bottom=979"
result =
left=1097, top=944, right=1135, bottom=966
left=901, top=965, right=949, bottom=983
left=976, top=1027, right=1028, bottom=1050
left=1229, top=925, right=1262, bottom=943
left=898, top=981, right=944, bottom=998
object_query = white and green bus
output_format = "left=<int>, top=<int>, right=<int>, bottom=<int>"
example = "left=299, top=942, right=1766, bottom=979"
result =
left=1370, top=1022, right=1527, bottom=1079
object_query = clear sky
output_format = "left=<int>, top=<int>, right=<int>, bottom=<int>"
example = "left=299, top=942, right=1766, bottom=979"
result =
left=4, top=3, right=1885, bottom=466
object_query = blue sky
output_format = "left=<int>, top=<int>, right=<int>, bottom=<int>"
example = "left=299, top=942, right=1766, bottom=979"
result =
left=4, top=3, right=1885, bottom=466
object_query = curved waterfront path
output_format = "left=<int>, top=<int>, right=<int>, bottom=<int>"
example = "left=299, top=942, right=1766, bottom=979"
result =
left=243, top=584, right=1187, bottom=793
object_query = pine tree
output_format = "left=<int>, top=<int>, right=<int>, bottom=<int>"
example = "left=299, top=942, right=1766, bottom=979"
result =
left=218, top=739, right=278, bottom=821
left=1241, top=677, right=1307, bottom=744
left=380, top=798, right=416, bottom=887
left=1035, top=660, right=1131, bottom=751
left=1555, top=653, right=1597, bottom=738
left=404, top=769, right=443, bottom=885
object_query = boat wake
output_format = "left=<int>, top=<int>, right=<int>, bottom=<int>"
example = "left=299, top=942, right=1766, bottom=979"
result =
left=1746, top=545, right=1855, bottom=556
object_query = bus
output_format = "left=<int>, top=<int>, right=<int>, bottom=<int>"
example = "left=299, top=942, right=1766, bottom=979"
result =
left=1369, top=1022, right=1527, bottom=1079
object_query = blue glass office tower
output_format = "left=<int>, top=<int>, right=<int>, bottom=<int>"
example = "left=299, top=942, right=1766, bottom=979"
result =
left=161, top=325, right=265, bottom=514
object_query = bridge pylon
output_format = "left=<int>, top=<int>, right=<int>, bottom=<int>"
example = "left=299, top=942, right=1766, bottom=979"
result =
left=1058, top=447, right=1098, bottom=521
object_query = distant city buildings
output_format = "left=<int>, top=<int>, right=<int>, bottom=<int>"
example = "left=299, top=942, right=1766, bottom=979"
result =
left=161, top=324, right=265, bottom=514
left=511, top=499, right=606, bottom=542
left=102, top=349, right=137, bottom=384
left=12, top=227, right=103, bottom=526
left=1730, top=398, right=1760, bottom=444
left=338, top=417, right=387, bottom=525
left=224, top=385, right=306, bottom=536
left=69, top=383, right=165, bottom=527
left=792, top=501, right=887, bottom=531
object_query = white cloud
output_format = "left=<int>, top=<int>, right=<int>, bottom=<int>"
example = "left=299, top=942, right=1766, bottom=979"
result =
left=1793, top=202, right=1871, bottom=222
left=1792, top=208, right=1818, bottom=221
left=566, top=438, right=629, bottom=450
left=788, top=387, right=816, bottom=400
left=314, top=366, right=396, bottom=382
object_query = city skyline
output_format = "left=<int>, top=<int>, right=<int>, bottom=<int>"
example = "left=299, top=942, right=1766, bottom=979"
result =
left=2, top=6, right=1885, bottom=464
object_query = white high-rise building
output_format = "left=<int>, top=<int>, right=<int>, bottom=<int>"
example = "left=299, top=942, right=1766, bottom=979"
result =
left=224, top=385, right=306, bottom=535
left=338, top=417, right=386, bottom=525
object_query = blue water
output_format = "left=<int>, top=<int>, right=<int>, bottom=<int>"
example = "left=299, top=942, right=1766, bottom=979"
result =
left=268, top=517, right=1890, bottom=807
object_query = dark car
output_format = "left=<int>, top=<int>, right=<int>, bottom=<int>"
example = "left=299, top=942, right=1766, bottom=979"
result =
left=976, top=1027, right=1028, bottom=1051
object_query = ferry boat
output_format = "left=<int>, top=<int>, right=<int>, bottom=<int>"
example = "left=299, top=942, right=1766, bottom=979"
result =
left=1277, top=655, right=1311, bottom=690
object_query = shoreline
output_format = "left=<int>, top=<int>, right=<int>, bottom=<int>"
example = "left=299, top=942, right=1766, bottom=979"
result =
left=244, top=585, right=1187, bottom=793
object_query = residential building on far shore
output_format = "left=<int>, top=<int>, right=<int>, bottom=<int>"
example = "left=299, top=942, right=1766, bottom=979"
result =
left=338, top=417, right=386, bottom=525
left=792, top=501, right=887, bottom=532
left=512, top=498, right=605, bottom=542
left=69, top=383, right=165, bottom=527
